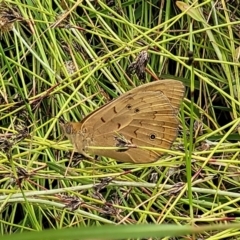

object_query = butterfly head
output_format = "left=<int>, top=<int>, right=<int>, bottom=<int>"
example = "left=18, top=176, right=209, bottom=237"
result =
left=60, top=121, right=85, bottom=152
left=60, top=121, right=94, bottom=160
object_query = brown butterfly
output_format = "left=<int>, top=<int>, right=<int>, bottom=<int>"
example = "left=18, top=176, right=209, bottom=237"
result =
left=61, top=80, right=185, bottom=163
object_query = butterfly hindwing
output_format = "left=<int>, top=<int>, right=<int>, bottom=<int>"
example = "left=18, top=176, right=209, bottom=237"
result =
left=87, top=91, right=179, bottom=163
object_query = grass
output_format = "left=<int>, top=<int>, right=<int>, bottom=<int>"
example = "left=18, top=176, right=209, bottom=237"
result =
left=1, top=0, right=240, bottom=239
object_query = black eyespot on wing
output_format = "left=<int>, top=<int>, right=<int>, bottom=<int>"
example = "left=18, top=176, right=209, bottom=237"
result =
left=149, top=133, right=156, bottom=140
left=134, top=108, right=140, bottom=113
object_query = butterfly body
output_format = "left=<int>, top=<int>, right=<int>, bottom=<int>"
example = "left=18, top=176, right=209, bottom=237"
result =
left=62, top=80, right=185, bottom=163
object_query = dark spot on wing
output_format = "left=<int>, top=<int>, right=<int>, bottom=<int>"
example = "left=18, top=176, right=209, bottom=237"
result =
left=133, top=129, right=138, bottom=137
left=134, top=108, right=140, bottom=113
left=126, top=104, right=132, bottom=110
left=101, top=117, right=106, bottom=123
left=149, top=133, right=156, bottom=140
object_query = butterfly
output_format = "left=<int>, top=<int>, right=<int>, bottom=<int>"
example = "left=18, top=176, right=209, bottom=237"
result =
left=61, top=80, right=185, bottom=163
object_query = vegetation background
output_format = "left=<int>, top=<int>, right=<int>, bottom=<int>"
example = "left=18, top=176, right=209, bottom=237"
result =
left=1, top=0, right=240, bottom=239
